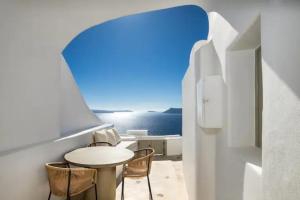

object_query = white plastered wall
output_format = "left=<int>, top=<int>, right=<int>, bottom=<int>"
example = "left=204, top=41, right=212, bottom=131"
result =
left=60, top=56, right=101, bottom=136
left=183, top=12, right=234, bottom=200
left=184, top=0, right=300, bottom=199
left=194, top=40, right=218, bottom=200
left=182, top=63, right=197, bottom=200
left=262, top=3, right=300, bottom=199
left=182, top=12, right=263, bottom=200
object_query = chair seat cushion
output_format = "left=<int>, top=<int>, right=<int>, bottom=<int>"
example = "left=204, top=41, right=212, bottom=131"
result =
left=116, top=141, right=137, bottom=151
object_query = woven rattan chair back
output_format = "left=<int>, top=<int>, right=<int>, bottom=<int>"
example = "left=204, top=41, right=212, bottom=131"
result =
left=123, top=148, right=155, bottom=177
left=45, top=162, right=97, bottom=200
left=121, top=148, right=155, bottom=200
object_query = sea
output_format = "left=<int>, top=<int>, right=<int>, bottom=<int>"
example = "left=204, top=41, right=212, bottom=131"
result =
left=96, top=112, right=182, bottom=136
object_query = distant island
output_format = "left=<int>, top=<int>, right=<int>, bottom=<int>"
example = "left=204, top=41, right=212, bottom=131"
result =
left=92, top=108, right=182, bottom=114
left=92, top=109, right=133, bottom=113
left=163, top=108, right=182, bottom=114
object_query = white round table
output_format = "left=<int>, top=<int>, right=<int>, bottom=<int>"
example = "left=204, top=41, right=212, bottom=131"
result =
left=64, top=146, right=134, bottom=200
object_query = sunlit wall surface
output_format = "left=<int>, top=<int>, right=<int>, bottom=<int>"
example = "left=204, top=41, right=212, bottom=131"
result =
left=63, top=5, right=208, bottom=135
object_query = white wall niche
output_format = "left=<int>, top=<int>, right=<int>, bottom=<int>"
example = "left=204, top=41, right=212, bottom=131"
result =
left=227, top=15, right=262, bottom=148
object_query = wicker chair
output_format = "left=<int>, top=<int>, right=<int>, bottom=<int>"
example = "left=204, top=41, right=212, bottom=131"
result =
left=88, top=141, right=113, bottom=147
left=121, top=148, right=155, bottom=200
left=45, top=162, right=97, bottom=200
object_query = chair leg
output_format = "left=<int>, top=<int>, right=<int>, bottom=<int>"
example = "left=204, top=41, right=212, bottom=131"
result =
left=121, top=177, right=125, bottom=200
left=147, top=175, right=153, bottom=200
left=48, top=191, right=51, bottom=200
left=94, top=184, right=98, bottom=200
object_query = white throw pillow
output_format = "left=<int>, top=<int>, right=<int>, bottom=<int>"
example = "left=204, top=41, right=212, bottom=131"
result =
left=106, top=129, right=117, bottom=146
left=94, top=130, right=108, bottom=143
left=111, top=128, right=121, bottom=144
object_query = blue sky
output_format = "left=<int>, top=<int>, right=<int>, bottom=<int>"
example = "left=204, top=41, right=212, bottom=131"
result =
left=63, top=5, right=208, bottom=111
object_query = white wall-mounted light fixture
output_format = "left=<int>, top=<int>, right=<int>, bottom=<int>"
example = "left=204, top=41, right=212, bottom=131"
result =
left=197, top=75, right=223, bottom=128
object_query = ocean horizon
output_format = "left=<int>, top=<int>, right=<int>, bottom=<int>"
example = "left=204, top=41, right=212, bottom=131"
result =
left=96, top=111, right=182, bottom=136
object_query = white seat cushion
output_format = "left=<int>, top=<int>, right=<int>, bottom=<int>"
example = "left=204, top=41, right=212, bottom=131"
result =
left=116, top=141, right=137, bottom=151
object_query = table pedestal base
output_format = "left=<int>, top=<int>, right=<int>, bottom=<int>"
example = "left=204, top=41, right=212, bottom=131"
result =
left=98, top=167, right=116, bottom=200
left=84, top=167, right=117, bottom=200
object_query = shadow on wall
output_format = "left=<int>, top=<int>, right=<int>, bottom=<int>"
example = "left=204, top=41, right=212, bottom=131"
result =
left=262, top=4, right=300, bottom=99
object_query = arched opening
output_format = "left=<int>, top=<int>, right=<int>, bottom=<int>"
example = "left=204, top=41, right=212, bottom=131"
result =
left=62, top=5, right=208, bottom=136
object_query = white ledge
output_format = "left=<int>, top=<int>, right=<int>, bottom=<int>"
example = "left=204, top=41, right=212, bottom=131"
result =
left=55, top=124, right=114, bottom=142
left=121, top=134, right=182, bottom=141
left=0, top=124, right=113, bottom=156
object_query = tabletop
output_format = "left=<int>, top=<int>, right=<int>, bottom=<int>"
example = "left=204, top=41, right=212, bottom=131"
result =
left=64, top=146, right=134, bottom=168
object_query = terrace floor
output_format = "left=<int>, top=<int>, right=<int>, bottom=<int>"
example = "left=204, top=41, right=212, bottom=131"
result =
left=116, top=160, right=188, bottom=200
